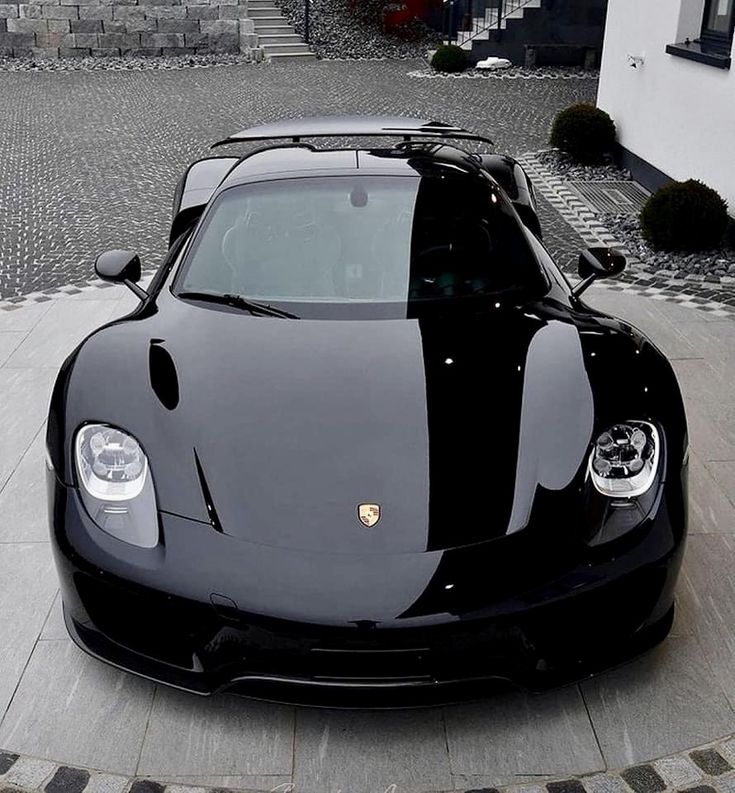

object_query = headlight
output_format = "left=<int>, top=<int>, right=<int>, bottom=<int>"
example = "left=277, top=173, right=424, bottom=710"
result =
left=75, top=423, right=159, bottom=548
left=588, top=421, right=660, bottom=498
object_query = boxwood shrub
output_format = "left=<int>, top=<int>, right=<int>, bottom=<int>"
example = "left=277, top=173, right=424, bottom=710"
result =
left=550, top=103, right=616, bottom=165
left=431, top=44, right=469, bottom=73
left=640, top=180, right=729, bottom=252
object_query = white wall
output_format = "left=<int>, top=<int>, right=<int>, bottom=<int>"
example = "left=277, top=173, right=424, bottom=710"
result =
left=597, top=0, right=735, bottom=213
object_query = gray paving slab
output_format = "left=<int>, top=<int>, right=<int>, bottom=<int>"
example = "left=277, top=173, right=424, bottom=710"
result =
left=83, top=775, right=130, bottom=793
left=141, top=776, right=292, bottom=790
left=39, top=590, right=66, bottom=642
left=583, top=773, right=635, bottom=793
left=671, top=359, right=735, bottom=463
left=3, top=299, right=120, bottom=370
left=163, top=785, right=209, bottom=793
left=112, top=289, right=146, bottom=318
left=714, top=772, right=735, bottom=793
left=445, top=686, right=603, bottom=786
left=676, top=535, right=735, bottom=714
left=582, top=292, right=703, bottom=361
left=587, top=290, right=726, bottom=326
left=0, top=366, right=56, bottom=491
left=0, top=331, right=25, bottom=366
left=667, top=319, right=735, bottom=361
left=137, top=688, right=294, bottom=777
left=689, top=452, right=735, bottom=534
left=0, top=429, right=49, bottom=543
left=0, top=542, right=57, bottom=717
left=292, top=707, right=452, bottom=793
left=582, top=633, right=735, bottom=768
left=56, top=284, right=126, bottom=301
left=3, top=756, right=57, bottom=789
left=653, top=756, right=703, bottom=788
left=502, top=784, right=546, bottom=793
left=0, top=301, right=52, bottom=332
left=0, top=640, right=155, bottom=776
left=0, top=273, right=734, bottom=783
left=708, top=462, right=735, bottom=506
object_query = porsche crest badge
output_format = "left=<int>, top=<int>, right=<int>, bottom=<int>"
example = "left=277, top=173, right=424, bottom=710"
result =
left=358, top=503, right=381, bottom=528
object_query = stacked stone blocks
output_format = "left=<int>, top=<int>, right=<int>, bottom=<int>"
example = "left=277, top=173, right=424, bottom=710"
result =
left=0, top=0, right=258, bottom=57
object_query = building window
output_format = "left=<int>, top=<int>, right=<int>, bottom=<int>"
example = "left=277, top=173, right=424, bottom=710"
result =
left=666, top=0, right=733, bottom=68
left=701, top=0, right=735, bottom=53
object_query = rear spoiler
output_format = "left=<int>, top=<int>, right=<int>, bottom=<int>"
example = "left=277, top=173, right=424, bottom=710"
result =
left=212, top=115, right=493, bottom=148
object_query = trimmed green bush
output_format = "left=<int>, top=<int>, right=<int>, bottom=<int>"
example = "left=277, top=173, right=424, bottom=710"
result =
left=640, top=179, right=729, bottom=252
left=431, top=44, right=468, bottom=73
left=550, top=103, right=616, bottom=165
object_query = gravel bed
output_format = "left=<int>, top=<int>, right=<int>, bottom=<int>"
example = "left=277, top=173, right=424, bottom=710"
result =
left=0, top=53, right=258, bottom=72
left=534, top=150, right=735, bottom=281
left=604, top=213, right=735, bottom=281
left=277, top=0, right=440, bottom=59
left=408, top=66, right=600, bottom=79
left=537, top=148, right=631, bottom=181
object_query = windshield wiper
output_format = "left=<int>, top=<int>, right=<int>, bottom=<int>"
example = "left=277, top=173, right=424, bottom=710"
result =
left=177, top=291, right=299, bottom=319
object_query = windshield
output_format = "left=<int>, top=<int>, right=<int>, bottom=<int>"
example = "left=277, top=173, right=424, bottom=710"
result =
left=174, top=174, right=546, bottom=318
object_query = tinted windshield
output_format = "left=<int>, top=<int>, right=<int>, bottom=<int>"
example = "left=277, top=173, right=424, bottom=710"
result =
left=174, top=174, right=546, bottom=318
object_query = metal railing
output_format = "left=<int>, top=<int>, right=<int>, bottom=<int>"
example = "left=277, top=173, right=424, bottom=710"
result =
left=443, top=0, right=539, bottom=47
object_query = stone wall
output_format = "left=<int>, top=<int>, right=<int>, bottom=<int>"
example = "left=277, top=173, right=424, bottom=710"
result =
left=0, top=0, right=259, bottom=57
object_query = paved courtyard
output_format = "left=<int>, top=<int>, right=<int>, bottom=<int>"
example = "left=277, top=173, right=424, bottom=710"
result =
left=1, top=57, right=735, bottom=793
left=1, top=284, right=735, bottom=792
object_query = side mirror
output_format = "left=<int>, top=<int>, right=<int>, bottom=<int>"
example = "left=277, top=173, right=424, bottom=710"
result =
left=572, top=247, right=626, bottom=298
left=94, top=250, right=148, bottom=301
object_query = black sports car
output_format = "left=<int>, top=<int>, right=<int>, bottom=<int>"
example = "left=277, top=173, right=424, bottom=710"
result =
left=46, top=116, right=688, bottom=706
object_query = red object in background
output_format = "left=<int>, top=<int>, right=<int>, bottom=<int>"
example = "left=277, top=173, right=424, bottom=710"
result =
left=383, top=6, right=411, bottom=29
left=349, top=0, right=441, bottom=31
left=382, top=0, right=438, bottom=30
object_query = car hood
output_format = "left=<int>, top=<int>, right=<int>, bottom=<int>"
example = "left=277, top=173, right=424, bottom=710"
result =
left=62, top=298, right=598, bottom=554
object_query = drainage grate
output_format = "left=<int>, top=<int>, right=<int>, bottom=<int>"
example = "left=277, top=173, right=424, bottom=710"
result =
left=568, top=181, right=650, bottom=215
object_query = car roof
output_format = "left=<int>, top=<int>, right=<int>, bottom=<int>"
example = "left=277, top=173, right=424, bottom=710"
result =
left=211, top=115, right=494, bottom=191
left=217, top=144, right=487, bottom=190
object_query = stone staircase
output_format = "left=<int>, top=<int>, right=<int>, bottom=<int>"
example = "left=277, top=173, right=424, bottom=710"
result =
left=248, top=0, right=316, bottom=61
left=457, top=0, right=542, bottom=49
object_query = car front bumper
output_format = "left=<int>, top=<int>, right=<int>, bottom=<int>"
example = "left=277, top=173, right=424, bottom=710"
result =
left=49, top=476, right=686, bottom=707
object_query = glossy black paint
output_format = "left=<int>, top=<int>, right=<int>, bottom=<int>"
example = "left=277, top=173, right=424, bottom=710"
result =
left=478, top=154, right=542, bottom=239
left=573, top=247, right=628, bottom=298
left=47, top=128, right=689, bottom=705
left=94, top=250, right=141, bottom=284
left=579, top=247, right=627, bottom=279
left=211, top=115, right=494, bottom=147
left=169, top=157, right=239, bottom=247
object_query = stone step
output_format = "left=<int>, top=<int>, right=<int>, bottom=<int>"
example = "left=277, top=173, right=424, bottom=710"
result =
left=252, top=17, right=290, bottom=28
left=457, top=0, right=543, bottom=45
left=262, top=41, right=312, bottom=54
left=258, top=33, right=303, bottom=45
left=266, top=50, right=318, bottom=62
left=254, top=24, right=296, bottom=35
left=251, top=0, right=314, bottom=62
left=248, top=7, right=284, bottom=17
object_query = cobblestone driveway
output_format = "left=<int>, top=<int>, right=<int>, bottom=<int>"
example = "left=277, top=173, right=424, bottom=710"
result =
left=0, top=60, right=595, bottom=299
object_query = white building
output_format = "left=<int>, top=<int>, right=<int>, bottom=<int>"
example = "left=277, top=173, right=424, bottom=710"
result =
left=597, top=0, right=735, bottom=214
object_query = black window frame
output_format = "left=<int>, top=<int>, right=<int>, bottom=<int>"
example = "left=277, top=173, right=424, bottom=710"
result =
left=666, top=0, right=733, bottom=68
left=701, top=0, right=735, bottom=54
